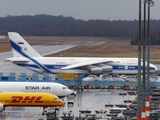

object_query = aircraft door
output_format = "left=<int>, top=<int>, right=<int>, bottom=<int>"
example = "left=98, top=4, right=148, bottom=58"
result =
left=52, top=87, right=56, bottom=94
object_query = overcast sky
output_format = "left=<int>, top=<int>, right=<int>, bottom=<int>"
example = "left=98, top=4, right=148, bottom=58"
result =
left=0, top=0, right=160, bottom=21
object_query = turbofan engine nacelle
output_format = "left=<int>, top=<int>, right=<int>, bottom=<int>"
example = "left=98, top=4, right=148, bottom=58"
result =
left=89, top=67, right=102, bottom=74
left=0, top=103, right=4, bottom=112
left=102, top=66, right=112, bottom=72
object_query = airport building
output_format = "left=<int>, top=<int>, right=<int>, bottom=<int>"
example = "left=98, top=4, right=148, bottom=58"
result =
left=0, top=72, right=160, bottom=88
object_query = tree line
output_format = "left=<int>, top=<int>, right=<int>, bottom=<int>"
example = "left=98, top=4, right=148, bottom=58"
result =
left=0, top=14, right=160, bottom=45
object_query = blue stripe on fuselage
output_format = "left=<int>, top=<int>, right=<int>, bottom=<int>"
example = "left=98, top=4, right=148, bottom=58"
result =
left=10, top=40, right=52, bottom=73
left=17, top=64, right=156, bottom=71
left=113, top=66, right=155, bottom=70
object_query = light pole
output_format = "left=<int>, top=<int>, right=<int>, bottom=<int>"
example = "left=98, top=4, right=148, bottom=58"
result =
left=137, top=0, right=142, bottom=119
left=141, top=1, right=147, bottom=120
left=137, top=0, right=154, bottom=120
left=146, top=1, right=154, bottom=120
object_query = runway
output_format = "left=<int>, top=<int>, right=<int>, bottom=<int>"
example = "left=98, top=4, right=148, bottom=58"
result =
left=0, top=89, right=137, bottom=120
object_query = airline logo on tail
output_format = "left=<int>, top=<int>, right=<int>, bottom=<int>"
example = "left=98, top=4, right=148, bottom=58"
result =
left=18, top=42, right=24, bottom=44
left=9, top=32, right=52, bottom=73
left=11, top=96, right=44, bottom=103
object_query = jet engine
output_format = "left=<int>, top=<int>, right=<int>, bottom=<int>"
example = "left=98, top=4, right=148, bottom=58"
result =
left=89, top=65, right=113, bottom=74
left=0, top=103, right=4, bottom=112
left=101, top=66, right=112, bottom=72
left=89, top=67, right=102, bottom=74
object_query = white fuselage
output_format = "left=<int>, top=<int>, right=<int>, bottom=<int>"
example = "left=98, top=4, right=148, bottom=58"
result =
left=7, top=32, right=158, bottom=75
left=15, top=57, right=157, bottom=75
left=0, top=82, right=73, bottom=98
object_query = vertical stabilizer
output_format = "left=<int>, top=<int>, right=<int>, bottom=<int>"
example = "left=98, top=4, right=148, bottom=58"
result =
left=8, top=32, right=41, bottom=57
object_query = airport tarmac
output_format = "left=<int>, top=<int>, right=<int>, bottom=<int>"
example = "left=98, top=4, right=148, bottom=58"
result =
left=0, top=89, right=137, bottom=120
left=0, top=42, right=159, bottom=120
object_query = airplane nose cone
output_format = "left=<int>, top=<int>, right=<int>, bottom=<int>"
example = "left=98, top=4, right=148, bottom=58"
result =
left=66, top=89, right=74, bottom=96
left=60, top=100, right=65, bottom=106
left=152, top=64, right=158, bottom=72
left=150, top=64, right=158, bottom=73
left=55, top=99, right=65, bottom=106
left=155, top=66, right=158, bottom=72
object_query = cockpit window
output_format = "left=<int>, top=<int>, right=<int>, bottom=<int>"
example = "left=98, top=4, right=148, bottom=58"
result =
left=54, top=98, right=60, bottom=100
left=62, top=87, right=67, bottom=89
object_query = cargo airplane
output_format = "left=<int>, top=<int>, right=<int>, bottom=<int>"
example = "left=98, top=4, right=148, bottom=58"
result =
left=0, top=82, right=73, bottom=98
left=6, top=32, right=157, bottom=75
left=0, top=92, right=64, bottom=112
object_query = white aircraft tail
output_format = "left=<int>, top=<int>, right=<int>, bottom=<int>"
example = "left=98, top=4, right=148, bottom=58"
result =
left=8, top=32, right=41, bottom=57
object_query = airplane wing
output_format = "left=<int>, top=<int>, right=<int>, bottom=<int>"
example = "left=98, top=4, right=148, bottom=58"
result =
left=61, top=59, right=113, bottom=70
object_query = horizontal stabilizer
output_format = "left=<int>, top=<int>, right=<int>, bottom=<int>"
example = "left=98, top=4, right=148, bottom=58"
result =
left=5, top=57, right=30, bottom=63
